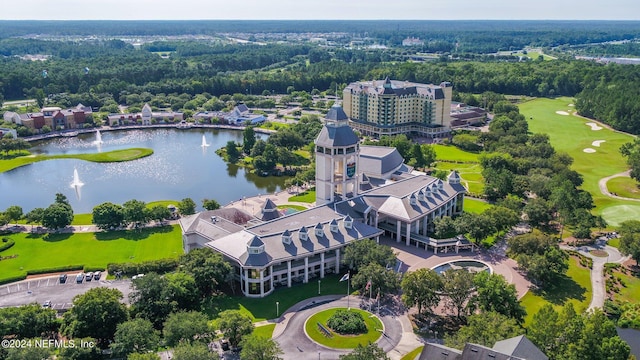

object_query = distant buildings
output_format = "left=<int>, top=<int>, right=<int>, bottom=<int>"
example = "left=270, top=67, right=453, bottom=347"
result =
left=419, top=335, right=548, bottom=360
left=342, top=77, right=453, bottom=138
left=193, top=104, right=265, bottom=125
left=402, top=37, right=424, bottom=46
left=450, top=102, right=487, bottom=128
left=107, top=103, right=183, bottom=126
left=3, top=104, right=92, bottom=131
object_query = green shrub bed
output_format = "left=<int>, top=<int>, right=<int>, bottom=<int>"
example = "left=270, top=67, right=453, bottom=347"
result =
left=327, top=309, right=367, bottom=335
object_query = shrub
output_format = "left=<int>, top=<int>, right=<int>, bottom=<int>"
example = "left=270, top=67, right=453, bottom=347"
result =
left=107, top=258, right=179, bottom=276
left=0, top=239, right=15, bottom=252
left=326, top=310, right=367, bottom=335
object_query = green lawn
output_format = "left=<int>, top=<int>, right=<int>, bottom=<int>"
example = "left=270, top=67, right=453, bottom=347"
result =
left=609, top=238, right=621, bottom=248
left=0, top=148, right=153, bottom=173
left=69, top=200, right=178, bottom=225
left=520, top=256, right=592, bottom=326
left=433, top=144, right=480, bottom=163
left=304, top=308, right=383, bottom=349
left=463, top=198, right=492, bottom=214
left=288, top=187, right=316, bottom=203
left=607, top=176, right=640, bottom=199
left=0, top=225, right=182, bottom=283
left=614, top=271, right=640, bottom=304
left=401, top=346, right=424, bottom=360
left=253, top=323, right=276, bottom=339
left=277, top=204, right=307, bottom=211
left=435, top=161, right=484, bottom=194
left=519, top=97, right=640, bottom=224
left=204, top=274, right=349, bottom=322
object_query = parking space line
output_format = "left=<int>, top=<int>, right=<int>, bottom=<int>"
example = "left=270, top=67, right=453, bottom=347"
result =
left=46, top=278, right=50, bottom=287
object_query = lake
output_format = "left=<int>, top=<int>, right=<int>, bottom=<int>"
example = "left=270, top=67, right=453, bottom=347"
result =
left=0, top=128, right=286, bottom=213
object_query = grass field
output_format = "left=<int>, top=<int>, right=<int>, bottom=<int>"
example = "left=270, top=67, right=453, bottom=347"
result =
left=277, top=204, right=307, bottom=211
left=0, top=148, right=153, bottom=173
left=463, top=198, right=492, bottom=214
left=435, top=161, right=484, bottom=194
left=288, top=188, right=316, bottom=203
left=204, top=274, right=348, bottom=322
left=607, top=176, right=640, bottom=199
left=253, top=323, right=276, bottom=339
left=0, top=225, right=182, bottom=282
left=520, top=256, right=592, bottom=326
left=519, top=97, right=640, bottom=225
left=433, top=144, right=480, bottom=163
left=614, top=270, right=640, bottom=304
left=304, top=308, right=383, bottom=349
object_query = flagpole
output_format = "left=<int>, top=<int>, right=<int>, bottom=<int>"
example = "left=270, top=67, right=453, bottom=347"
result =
left=347, top=270, right=350, bottom=310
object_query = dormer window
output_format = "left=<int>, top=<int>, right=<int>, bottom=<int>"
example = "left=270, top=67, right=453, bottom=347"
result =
left=418, top=190, right=425, bottom=201
left=330, top=219, right=339, bottom=233
left=315, top=223, right=324, bottom=237
left=299, top=226, right=308, bottom=241
left=438, top=180, right=444, bottom=190
left=410, top=193, right=417, bottom=205
left=426, top=186, right=433, bottom=197
left=344, top=215, right=353, bottom=229
left=247, top=236, right=265, bottom=254
left=282, top=230, right=292, bottom=245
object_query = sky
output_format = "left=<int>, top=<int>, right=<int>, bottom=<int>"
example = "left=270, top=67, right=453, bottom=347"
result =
left=2, top=0, right=640, bottom=21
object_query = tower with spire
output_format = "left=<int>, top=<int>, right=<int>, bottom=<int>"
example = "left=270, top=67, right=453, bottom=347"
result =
left=314, top=104, right=360, bottom=205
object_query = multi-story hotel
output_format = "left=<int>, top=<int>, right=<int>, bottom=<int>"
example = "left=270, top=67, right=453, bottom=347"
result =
left=342, top=77, right=453, bottom=138
left=179, top=104, right=469, bottom=298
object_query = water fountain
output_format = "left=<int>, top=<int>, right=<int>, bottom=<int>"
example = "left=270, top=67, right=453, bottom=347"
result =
left=201, top=134, right=210, bottom=147
left=70, top=168, right=84, bottom=188
left=94, top=130, right=103, bottom=145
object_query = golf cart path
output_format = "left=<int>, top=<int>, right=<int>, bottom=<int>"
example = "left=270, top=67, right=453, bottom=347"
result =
left=598, top=170, right=640, bottom=202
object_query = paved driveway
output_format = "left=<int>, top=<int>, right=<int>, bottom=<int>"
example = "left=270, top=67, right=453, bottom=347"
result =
left=0, top=274, right=133, bottom=310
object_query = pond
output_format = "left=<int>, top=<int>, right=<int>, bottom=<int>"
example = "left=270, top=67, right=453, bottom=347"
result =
left=0, top=128, right=287, bottom=213
left=432, top=260, right=491, bottom=274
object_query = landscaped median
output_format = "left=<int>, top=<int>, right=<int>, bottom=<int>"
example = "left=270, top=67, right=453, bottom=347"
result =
left=304, top=308, right=383, bottom=349
left=0, top=225, right=182, bottom=284
left=0, top=147, right=154, bottom=173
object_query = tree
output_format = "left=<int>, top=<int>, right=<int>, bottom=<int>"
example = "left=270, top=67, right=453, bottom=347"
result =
left=454, top=212, right=495, bottom=245
left=342, top=239, right=396, bottom=271
left=61, top=287, right=128, bottom=347
left=148, top=204, right=171, bottom=224
left=401, top=268, right=443, bottom=315
left=524, top=197, right=553, bottom=228
left=216, top=310, right=254, bottom=348
left=172, top=342, right=215, bottom=360
left=444, top=311, right=523, bottom=350
left=3, top=205, right=23, bottom=223
left=128, top=354, right=161, bottom=360
left=178, top=197, right=197, bottom=216
left=471, top=272, right=526, bottom=323
left=339, top=343, right=389, bottom=360
left=92, top=202, right=124, bottom=230
left=165, top=272, right=201, bottom=311
left=110, top=318, right=159, bottom=357
left=243, top=126, right=256, bottom=154
left=24, top=207, right=45, bottom=227
left=129, top=272, right=174, bottom=329
left=202, top=198, right=221, bottom=210
left=239, top=334, right=283, bottom=360
left=123, top=199, right=149, bottom=228
left=433, top=216, right=457, bottom=239
left=225, top=140, right=240, bottom=162
left=5, top=345, right=53, bottom=360
left=180, top=248, right=232, bottom=296
left=58, top=337, right=102, bottom=360
left=618, top=220, right=640, bottom=265
left=163, top=311, right=210, bottom=347
left=441, top=269, right=475, bottom=319
left=42, top=202, right=73, bottom=230
left=484, top=206, right=519, bottom=234
left=351, top=263, right=400, bottom=296
left=0, top=304, right=59, bottom=339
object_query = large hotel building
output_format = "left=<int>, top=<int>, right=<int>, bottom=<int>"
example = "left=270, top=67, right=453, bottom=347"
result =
left=342, top=77, right=453, bottom=138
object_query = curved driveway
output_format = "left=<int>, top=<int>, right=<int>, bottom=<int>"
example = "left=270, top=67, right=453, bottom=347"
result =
left=274, top=296, right=407, bottom=360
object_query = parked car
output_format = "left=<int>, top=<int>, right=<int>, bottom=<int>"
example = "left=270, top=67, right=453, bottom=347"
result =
left=59, top=274, right=67, bottom=284
left=76, top=273, right=84, bottom=284
left=93, top=271, right=101, bottom=281
left=85, top=273, right=93, bottom=282
left=132, top=274, right=145, bottom=280
left=42, top=300, right=52, bottom=308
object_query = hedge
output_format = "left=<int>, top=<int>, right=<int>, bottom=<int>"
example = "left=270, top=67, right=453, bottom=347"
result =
left=0, top=239, right=15, bottom=252
left=107, top=258, right=179, bottom=277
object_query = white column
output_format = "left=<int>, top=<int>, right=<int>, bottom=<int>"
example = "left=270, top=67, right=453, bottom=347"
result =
left=269, top=265, right=273, bottom=294
left=243, top=268, right=249, bottom=296
left=320, top=253, right=325, bottom=279
left=287, top=260, right=292, bottom=288
left=422, top=216, right=428, bottom=235
left=414, top=219, right=420, bottom=233
left=396, top=221, right=402, bottom=242
left=335, top=248, right=340, bottom=272
left=406, top=221, right=411, bottom=246
left=304, top=257, right=309, bottom=283
left=330, top=157, right=335, bottom=203
left=260, top=269, right=264, bottom=297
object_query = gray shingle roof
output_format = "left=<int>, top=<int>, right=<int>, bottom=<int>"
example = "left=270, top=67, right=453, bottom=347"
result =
left=325, top=104, right=349, bottom=121
left=315, top=123, right=359, bottom=148
left=493, top=335, right=548, bottom=360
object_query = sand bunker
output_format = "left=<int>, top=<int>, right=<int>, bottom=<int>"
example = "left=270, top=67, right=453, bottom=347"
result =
left=556, top=111, right=570, bottom=115
left=568, top=103, right=575, bottom=107
left=586, top=122, right=603, bottom=131
left=583, top=148, right=596, bottom=153
left=592, top=140, right=606, bottom=147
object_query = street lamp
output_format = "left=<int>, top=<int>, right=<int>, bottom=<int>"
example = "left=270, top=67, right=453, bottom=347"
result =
left=276, top=301, right=279, bottom=318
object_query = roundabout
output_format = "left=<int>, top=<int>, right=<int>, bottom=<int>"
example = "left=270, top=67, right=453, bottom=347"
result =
left=304, top=307, right=383, bottom=349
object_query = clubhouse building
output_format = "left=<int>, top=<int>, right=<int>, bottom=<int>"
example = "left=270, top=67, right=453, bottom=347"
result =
left=179, top=104, right=467, bottom=297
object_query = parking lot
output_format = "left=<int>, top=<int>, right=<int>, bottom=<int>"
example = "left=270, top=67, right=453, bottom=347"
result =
left=0, top=274, right=133, bottom=310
